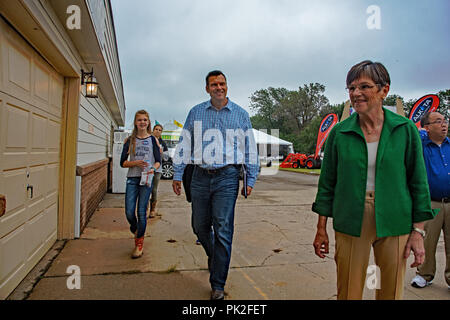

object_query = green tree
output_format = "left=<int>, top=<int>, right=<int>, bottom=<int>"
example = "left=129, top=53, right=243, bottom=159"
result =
left=320, top=102, right=345, bottom=121
left=250, top=114, right=271, bottom=131
left=276, top=83, right=329, bottom=133
left=383, top=94, right=404, bottom=107
left=249, top=83, right=334, bottom=155
left=280, top=132, right=304, bottom=154
left=404, top=99, right=415, bottom=117
left=249, top=87, right=289, bottom=130
left=295, top=116, right=323, bottom=154
left=437, top=89, right=450, bottom=119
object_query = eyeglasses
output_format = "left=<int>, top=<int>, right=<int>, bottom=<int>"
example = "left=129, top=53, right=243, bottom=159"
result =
left=345, top=84, right=378, bottom=93
left=426, top=119, right=449, bottom=126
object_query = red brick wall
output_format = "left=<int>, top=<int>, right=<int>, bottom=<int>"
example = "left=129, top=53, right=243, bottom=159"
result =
left=76, top=159, right=110, bottom=233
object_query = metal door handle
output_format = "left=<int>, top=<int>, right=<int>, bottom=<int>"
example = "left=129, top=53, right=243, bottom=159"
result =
left=27, top=184, right=34, bottom=199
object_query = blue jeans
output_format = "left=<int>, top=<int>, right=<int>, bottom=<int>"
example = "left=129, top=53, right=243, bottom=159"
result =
left=125, top=177, right=152, bottom=238
left=190, top=165, right=240, bottom=291
left=150, top=172, right=162, bottom=203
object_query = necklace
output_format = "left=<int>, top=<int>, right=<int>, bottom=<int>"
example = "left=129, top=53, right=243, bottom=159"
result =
left=360, top=113, right=384, bottom=135
left=365, top=125, right=381, bottom=135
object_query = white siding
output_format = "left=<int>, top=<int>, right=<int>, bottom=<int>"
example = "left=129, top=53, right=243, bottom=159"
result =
left=77, top=93, right=117, bottom=166
left=87, top=0, right=125, bottom=121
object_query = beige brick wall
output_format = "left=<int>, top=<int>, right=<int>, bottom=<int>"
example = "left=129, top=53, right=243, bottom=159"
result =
left=76, top=159, right=110, bottom=233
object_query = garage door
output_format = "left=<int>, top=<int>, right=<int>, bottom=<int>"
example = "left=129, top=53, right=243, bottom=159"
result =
left=0, top=18, right=63, bottom=299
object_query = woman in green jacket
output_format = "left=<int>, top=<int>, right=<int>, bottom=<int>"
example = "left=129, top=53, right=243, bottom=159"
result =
left=312, top=60, right=436, bottom=300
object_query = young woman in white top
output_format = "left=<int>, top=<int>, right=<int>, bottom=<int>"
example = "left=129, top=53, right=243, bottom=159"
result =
left=120, top=110, right=161, bottom=258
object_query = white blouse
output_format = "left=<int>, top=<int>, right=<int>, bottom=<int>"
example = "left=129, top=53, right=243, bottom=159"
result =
left=366, top=141, right=379, bottom=192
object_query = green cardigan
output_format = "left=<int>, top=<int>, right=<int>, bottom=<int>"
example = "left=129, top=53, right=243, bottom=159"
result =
left=312, top=108, right=436, bottom=237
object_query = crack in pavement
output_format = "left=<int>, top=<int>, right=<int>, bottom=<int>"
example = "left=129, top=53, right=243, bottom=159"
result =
left=261, top=220, right=290, bottom=242
left=180, top=243, right=202, bottom=269
left=297, top=264, right=327, bottom=281
left=40, top=263, right=299, bottom=279
left=261, top=253, right=275, bottom=266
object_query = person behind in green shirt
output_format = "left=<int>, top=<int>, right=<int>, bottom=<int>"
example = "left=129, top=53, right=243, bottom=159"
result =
left=312, top=60, right=436, bottom=300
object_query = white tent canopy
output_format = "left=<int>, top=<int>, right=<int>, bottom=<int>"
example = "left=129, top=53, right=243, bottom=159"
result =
left=252, top=129, right=294, bottom=156
left=252, top=129, right=292, bottom=146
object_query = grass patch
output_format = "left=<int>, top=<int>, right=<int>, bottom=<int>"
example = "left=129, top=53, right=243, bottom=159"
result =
left=165, top=265, right=178, bottom=273
left=278, top=167, right=321, bottom=175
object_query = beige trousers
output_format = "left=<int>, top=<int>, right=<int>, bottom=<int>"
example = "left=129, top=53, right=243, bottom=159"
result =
left=335, top=191, right=409, bottom=300
left=417, top=200, right=450, bottom=285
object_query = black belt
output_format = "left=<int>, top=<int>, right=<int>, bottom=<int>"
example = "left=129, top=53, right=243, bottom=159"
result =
left=432, top=197, right=449, bottom=203
left=196, top=164, right=241, bottom=175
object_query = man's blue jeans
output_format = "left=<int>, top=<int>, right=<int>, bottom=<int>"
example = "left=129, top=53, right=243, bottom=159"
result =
left=190, top=165, right=240, bottom=291
left=125, top=177, right=152, bottom=238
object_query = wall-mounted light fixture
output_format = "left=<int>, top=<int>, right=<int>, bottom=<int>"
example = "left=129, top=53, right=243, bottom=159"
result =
left=81, top=68, right=98, bottom=98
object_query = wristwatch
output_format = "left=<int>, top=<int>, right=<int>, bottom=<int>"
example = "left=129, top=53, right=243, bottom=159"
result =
left=412, top=227, right=426, bottom=238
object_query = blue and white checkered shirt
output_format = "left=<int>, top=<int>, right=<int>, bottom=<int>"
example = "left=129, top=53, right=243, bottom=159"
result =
left=173, top=99, right=259, bottom=187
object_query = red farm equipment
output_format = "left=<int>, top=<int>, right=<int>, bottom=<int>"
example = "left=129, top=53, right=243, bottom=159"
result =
left=280, top=113, right=339, bottom=170
left=279, top=153, right=308, bottom=169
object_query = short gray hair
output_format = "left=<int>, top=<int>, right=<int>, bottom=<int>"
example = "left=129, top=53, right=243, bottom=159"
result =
left=346, top=60, right=390, bottom=89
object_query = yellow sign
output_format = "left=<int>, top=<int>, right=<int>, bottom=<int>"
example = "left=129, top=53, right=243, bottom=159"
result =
left=162, top=135, right=180, bottom=141
left=174, top=120, right=183, bottom=128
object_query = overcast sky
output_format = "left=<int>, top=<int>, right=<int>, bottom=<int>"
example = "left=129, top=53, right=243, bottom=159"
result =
left=110, top=0, right=450, bottom=129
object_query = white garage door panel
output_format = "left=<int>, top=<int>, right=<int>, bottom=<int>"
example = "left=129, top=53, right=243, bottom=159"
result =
left=27, top=166, right=46, bottom=219
left=32, top=113, right=47, bottom=150
left=5, top=103, right=28, bottom=148
left=47, top=119, right=60, bottom=149
left=0, top=169, right=27, bottom=239
left=2, top=169, right=26, bottom=214
left=0, top=18, right=63, bottom=299
left=3, top=103, right=28, bottom=170
left=0, top=207, right=26, bottom=240
left=33, top=63, right=49, bottom=102
left=28, top=197, right=46, bottom=222
left=0, top=226, right=26, bottom=285
left=30, top=114, right=48, bottom=166
left=47, top=120, right=60, bottom=164
left=26, top=204, right=56, bottom=259
left=46, top=164, right=59, bottom=195
left=26, top=209, right=46, bottom=259
left=29, top=166, right=46, bottom=197
left=7, top=45, right=31, bottom=93
left=29, top=154, right=46, bottom=168
left=49, top=76, right=63, bottom=117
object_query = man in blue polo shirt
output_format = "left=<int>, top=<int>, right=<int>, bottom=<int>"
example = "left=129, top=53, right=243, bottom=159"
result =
left=411, top=112, right=450, bottom=289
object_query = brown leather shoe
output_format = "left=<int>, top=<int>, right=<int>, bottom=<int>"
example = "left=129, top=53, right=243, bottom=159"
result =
left=131, top=237, right=144, bottom=259
left=149, top=201, right=157, bottom=218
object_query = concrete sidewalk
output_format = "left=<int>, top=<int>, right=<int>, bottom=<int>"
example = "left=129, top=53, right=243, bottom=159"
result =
left=9, top=171, right=450, bottom=300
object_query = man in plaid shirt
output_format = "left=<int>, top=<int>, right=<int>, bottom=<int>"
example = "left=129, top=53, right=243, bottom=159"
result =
left=173, top=70, right=259, bottom=300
